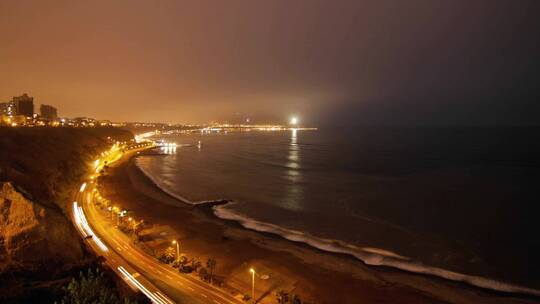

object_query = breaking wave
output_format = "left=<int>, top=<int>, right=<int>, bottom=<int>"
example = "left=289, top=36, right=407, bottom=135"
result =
left=136, top=157, right=540, bottom=297
left=213, top=203, right=540, bottom=297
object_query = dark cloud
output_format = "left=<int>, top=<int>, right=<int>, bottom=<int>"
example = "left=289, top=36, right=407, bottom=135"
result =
left=1, top=0, right=539, bottom=125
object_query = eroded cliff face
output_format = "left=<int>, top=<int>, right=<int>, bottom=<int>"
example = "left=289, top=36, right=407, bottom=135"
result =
left=0, top=182, right=83, bottom=271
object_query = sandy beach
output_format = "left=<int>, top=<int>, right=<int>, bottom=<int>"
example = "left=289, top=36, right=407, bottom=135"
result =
left=98, top=150, right=540, bottom=304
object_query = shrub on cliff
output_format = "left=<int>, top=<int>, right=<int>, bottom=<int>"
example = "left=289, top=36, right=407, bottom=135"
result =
left=59, top=268, right=137, bottom=304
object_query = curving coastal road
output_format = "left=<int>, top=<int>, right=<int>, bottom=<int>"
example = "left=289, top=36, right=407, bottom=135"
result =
left=70, top=144, right=245, bottom=304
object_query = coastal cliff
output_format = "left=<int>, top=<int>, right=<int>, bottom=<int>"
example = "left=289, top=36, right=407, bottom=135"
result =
left=0, top=127, right=132, bottom=303
left=0, top=182, right=82, bottom=271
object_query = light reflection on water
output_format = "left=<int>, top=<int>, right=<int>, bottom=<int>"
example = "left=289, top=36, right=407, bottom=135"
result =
left=160, top=146, right=177, bottom=154
left=160, top=145, right=178, bottom=186
left=284, top=129, right=303, bottom=211
left=137, top=128, right=540, bottom=286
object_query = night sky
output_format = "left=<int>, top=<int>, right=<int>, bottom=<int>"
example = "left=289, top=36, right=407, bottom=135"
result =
left=1, top=0, right=539, bottom=125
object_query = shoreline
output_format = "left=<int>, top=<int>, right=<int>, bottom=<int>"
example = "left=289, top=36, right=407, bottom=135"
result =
left=101, top=149, right=540, bottom=304
left=135, top=151, right=540, bottom=298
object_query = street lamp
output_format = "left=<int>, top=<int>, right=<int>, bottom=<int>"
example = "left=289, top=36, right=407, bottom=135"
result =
left=111, top=206, right=119, bottom=223
left=128, top=217, right=134, bottom=233
left=172, top=240, right=180, bottom=263
left=249, top=268, right=255, bottom=303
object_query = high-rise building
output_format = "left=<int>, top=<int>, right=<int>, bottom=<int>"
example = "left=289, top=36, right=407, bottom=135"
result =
left=40, top=104, right=58, bottom=120
left=12, top=93, right=34, bottom=117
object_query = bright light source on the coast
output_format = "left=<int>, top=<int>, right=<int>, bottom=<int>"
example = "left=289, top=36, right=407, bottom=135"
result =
left=250, top=268, right=255, bottom=273
left=290, top=116, right=298, bottom=125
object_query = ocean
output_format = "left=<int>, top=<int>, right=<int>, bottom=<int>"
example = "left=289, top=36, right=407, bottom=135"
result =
left=135, top=127, right=540, bottom=295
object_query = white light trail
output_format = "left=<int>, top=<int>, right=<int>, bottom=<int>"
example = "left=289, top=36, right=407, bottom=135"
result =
left=118, top=267, right=171, bottom=304
left=73, top=201, right=108, bottom=252
left=155, top=292, right=175, bottom=304
left=79, top=182, right=87, bottom=192
left=73, top=201, right=87, bottom=237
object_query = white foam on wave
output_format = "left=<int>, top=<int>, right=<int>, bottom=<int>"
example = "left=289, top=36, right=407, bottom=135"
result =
left=213, top=203, right=540, bottom=297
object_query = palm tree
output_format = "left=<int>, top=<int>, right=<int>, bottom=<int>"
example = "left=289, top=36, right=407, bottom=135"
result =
left=164, top=246, right=175, bottom=263
left=206, top=258, right=217, bottom=284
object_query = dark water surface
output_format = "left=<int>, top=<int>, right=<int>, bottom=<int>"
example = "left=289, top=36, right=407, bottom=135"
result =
left=136, top=127, right=540, bottom=291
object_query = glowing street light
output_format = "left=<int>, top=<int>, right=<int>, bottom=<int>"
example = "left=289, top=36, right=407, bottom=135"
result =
left=110, top=206, right=118, bottom=220
left=249, top=268, right=256, bottom=303
left=172, top=240, right=180, bottom=263
left=128, top=217, right=135, bottom=234
left=116, top=211, right=121, bottom=226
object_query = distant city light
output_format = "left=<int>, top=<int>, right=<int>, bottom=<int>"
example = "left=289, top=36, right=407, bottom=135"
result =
left=290, top=116, right=298, bottom=125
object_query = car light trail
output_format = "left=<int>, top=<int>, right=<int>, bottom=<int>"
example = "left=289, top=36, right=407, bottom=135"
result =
left=155, top=291, right=175, bottom=304
left=73, top=201, right=108, bottom=252
left=80, top=182, right=87, bottom=192
left=73, top=201, right=87, bottom=237
left=118, top=266, right=173, bottom=304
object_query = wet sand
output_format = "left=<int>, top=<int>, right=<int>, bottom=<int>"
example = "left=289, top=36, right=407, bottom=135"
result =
left=99, top=150, right=540, bottom=304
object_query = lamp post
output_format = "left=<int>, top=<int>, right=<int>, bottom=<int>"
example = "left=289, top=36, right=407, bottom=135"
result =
left=108, top=206, right=113, bottom=219
left=111, top=206, right=119, bottom=225
left=249, top=268, right=255, bottom=303
left=172, top=240, right=180, bottom=263
left=128, top=217, right=134, bottom=234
